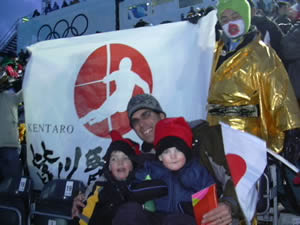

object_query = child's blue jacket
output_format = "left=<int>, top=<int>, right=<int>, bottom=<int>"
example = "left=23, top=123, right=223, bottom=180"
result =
left=134, top=158, right=215, bottom=214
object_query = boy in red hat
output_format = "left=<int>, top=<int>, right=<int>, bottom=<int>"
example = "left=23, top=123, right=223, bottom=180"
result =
left=113, top=117, right=215, bottom=225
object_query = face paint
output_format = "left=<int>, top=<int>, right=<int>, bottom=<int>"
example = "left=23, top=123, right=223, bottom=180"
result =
left=222, top=19, right=245, bottom=38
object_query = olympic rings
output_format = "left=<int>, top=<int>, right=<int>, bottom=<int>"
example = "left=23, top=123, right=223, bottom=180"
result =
left=37, top=14, right=88, bottom=41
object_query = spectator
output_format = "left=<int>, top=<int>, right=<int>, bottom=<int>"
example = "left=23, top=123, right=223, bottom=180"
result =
left=279, top=19, right=300, bottom=213
left=281, top=20, right=300, bottom=106
left=207, top=0, right=300, bottom=161
left=52, top=2, right=59, bottom=11
left=247, top=0, right=284, bottom=57
left=274, top=1, right=293, bottom=33
left=61, top=0, right=69, bottom=8
left=125, top=94, right=242, bottom=224
left=275, top=1, right=292, bottom=24
left=32, top=9, right=40, bottom=17
left=44, top=3, right=52, bottom=15
left=18, top=49, right=30, bottom=67
left=73, top=92, right=244, bottom=224
left=0, top=82, right=23, bottom=182
left=113, top=117, right=215, bottom=225
left=72, top=130, right=167, bottom=225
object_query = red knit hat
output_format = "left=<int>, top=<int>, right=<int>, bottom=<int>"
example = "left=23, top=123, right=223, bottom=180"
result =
left=104, top=130, right=141, bottom=162
left=154, top=117, right=193, bottom=158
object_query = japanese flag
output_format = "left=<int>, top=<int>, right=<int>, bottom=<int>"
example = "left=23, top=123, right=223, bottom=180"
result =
left=220, top=123, right=267, bottom=224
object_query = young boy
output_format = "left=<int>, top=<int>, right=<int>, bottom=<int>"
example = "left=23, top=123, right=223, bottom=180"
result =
left=113, top=117, right=215, bottom=225
left=72, top=130, right=167, bottom=225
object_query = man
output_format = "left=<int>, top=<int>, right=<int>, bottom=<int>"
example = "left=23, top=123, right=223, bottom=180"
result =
left=274, top=1, right=293, bottom=34
left=281, top=20, right=300, bottom=106
left=280, top=19, right=300, bottom=213
left=275, top=1, right=292, bottom=23
left=113, top=117, right=215, bottom=225
left=207, top=0, right=300, bottom=162
left=0, top=77, right=23, bottom=182
left=126, top=94, right=242, bottom=224
left=247, top=0, right=284, bottom=57
left=73, top=93, right=241, bottom=224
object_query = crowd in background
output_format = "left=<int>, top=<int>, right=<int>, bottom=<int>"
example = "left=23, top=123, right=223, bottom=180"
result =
left=32, top=0, right=81, bottom=17
left=184, top=0, right=300, bottom=105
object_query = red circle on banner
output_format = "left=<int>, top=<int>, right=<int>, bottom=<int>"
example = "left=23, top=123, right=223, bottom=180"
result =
left=226, top=154, right=247, bottom=186
left=74, top=44, right=153, bottom=138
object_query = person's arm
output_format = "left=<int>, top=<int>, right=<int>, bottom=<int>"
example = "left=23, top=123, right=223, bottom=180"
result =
left=192, top=123, right=243, bottom=221
left=128, top=160, right=168, bottom=203
left=15, top=89, right=23, bottom=104
left=258, top=45, right=300, bottom=157
left=128, top=179, right=168, bottom=203
left=266, top=18, right=283, bottom=58
left=201, top=202, right=233, bottom=225
left=72, top=175, right=106, bottom=218
left=281, top=24, right=300, bottom=62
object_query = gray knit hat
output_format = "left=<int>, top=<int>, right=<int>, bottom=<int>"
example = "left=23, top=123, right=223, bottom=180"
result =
left=127, top=94, right=166, bottom=119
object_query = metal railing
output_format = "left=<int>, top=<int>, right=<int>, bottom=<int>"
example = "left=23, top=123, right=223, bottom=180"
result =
left=0, top=17, right=22, bottom=53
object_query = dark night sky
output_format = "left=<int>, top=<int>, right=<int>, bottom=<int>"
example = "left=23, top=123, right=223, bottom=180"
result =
left=0, top=0, right=65, bottom=41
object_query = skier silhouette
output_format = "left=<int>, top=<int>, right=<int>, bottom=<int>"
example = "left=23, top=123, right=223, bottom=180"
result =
left=79, top=57, right=150, bottom=127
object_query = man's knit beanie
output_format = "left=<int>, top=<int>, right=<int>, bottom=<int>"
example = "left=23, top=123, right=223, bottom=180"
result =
left=217, top=0, right=251, bottom=33
left=104, top=130, right=140, bottom=162
left=127, top=94, right=166, bottom=120
left=154, top=117, right=193, bottom=160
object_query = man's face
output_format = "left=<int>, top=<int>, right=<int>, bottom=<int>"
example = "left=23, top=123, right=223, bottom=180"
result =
left=220, top=9, right=243, bottom=26
left=220, top=9, right=245, bottom=38
left=131, top=109, right=165, bottom=144
left=158, top=147, right=186, bottom=171
left=109, top=151, right=133, bottom=181
left=279, top=5, right=289, bottom=16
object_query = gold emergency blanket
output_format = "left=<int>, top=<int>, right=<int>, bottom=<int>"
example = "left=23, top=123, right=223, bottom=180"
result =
left=207, top=35, right=300, bottom=153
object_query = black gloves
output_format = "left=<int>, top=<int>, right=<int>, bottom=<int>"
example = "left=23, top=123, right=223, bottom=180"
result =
left=186, top=13, right=203, bottom=24
left=128, top=179, right=168, bottom=203
left=283, top=128, right=300, bottom=164
left=185, top=11, right=203, bottom=24
left=185, top=7, right=216, bottom=24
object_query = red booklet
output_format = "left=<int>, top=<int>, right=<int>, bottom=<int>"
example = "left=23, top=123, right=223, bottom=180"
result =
left=192, top=183, right=218, bottom=225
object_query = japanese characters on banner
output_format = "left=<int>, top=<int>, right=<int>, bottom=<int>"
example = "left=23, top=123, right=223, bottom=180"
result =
left=23, top=11, right=217, bottom=189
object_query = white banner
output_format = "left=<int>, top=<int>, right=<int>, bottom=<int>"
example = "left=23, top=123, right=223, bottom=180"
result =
left=23, top=11, right=217, bottom=189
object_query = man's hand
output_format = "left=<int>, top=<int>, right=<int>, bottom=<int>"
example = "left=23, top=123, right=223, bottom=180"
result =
left=201, top=203, right=232, bottom=225
left=71, top=192, right=86, bottom=218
